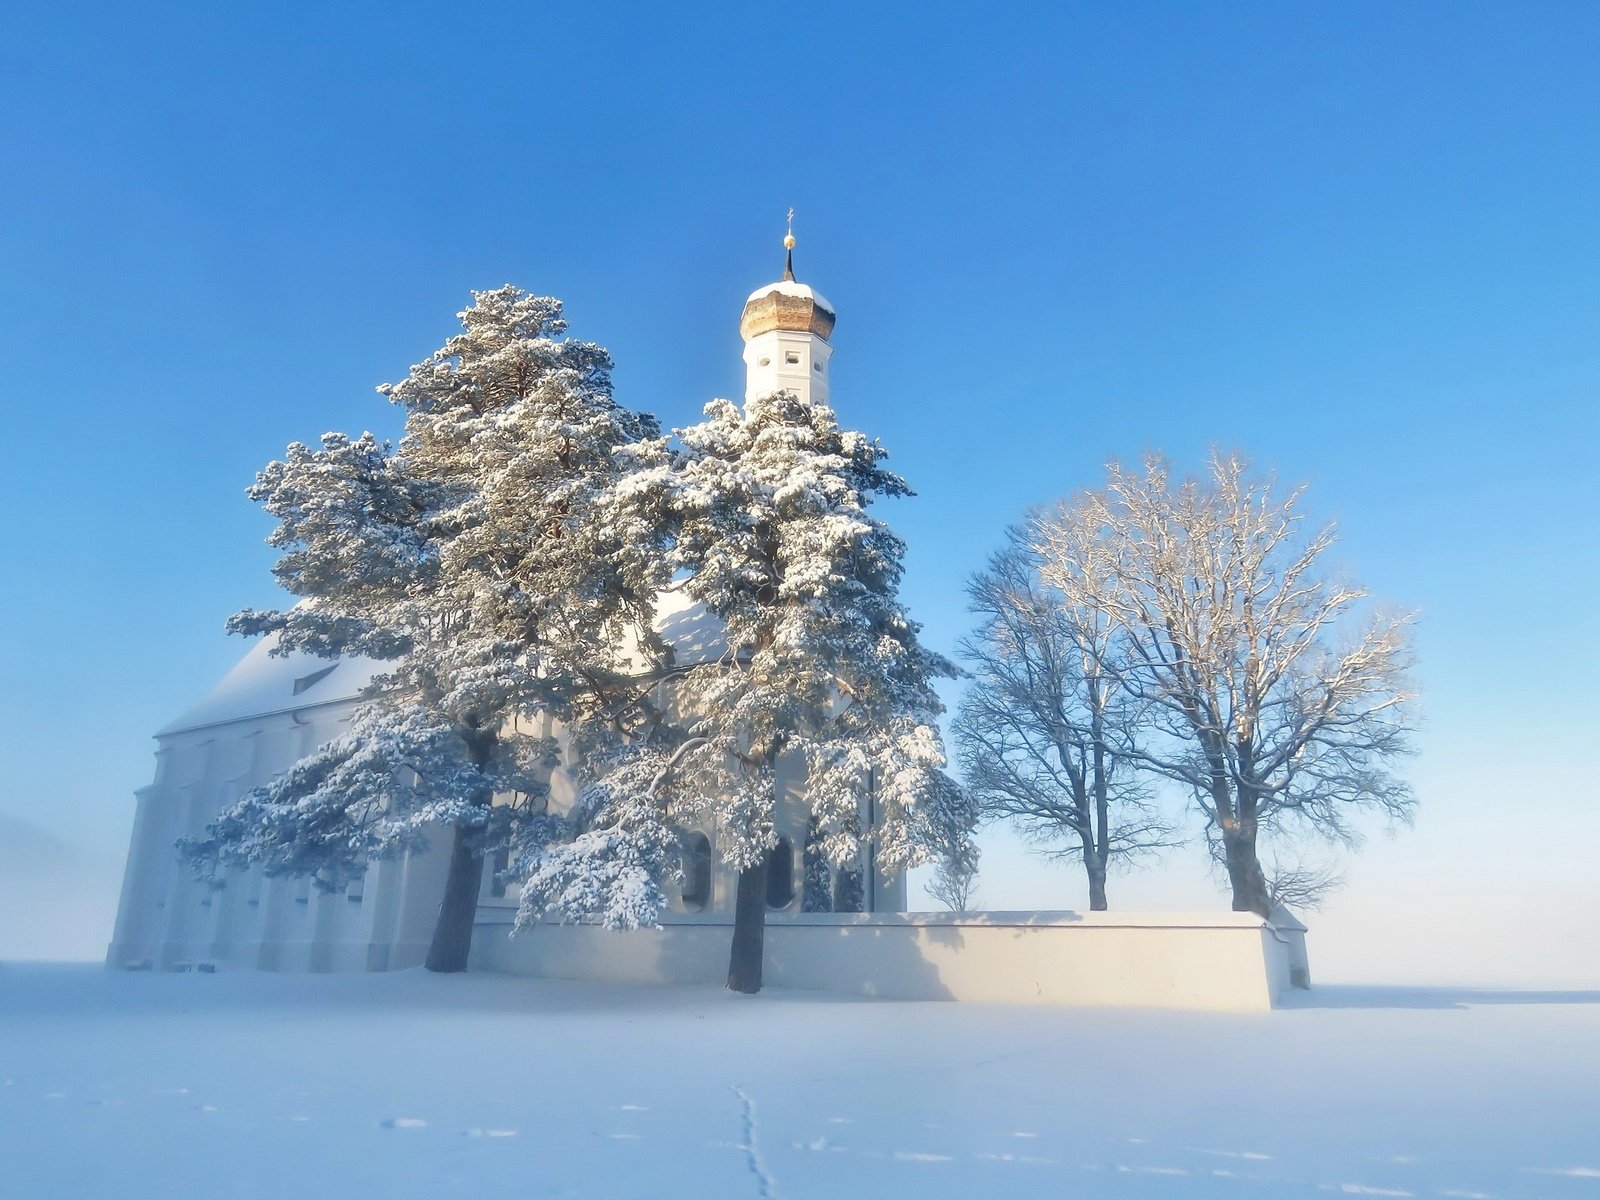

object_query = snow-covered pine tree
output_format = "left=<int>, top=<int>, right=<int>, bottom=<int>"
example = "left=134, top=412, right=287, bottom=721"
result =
left=181, top=286, right=666, bottom=972
left=832, top=865, right=865, bottom=913
left=517, top=388, right=977, bottom=993
left=801, top=816, right=833, bottom=913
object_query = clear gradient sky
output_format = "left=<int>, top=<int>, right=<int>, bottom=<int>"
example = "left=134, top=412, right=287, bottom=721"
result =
left=2, top=2, right=1596, bottom=983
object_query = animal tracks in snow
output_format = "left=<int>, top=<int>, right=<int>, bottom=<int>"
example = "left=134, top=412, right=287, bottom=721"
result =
left=731, top=1086, right=776, bottom=1200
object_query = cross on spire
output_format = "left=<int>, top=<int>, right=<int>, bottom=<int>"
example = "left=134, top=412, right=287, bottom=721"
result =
left=783, top=208, right=796, bottom=281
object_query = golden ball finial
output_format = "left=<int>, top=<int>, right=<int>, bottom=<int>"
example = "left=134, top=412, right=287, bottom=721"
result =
left=781, top=208, right=798, bottom=281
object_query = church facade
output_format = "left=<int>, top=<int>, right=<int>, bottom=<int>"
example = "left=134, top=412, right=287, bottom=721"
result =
left=108, top=245, right=1309, bottom=1011
left=107, top=244, right=905, bottom=977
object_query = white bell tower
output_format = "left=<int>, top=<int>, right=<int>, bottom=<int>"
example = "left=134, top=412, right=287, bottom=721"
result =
left=739, top=211, right=836, bottom=406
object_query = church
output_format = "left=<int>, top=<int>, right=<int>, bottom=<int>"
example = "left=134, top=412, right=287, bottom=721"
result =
left=107, top=237, right=1309, bottom=1011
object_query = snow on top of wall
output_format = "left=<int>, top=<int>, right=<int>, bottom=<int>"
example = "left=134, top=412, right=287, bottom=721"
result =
left=157, top=635, right=385, bottom=736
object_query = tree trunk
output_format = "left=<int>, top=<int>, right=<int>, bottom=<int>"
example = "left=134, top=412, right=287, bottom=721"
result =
left=1222, top=828, right=1271, bottom=918
left=1085, top=859, right=1109, bottom=911
left=727, top=858, right=770, bottom=995
left=1090, top=719, right=1111, bottom=913
left=424, top=823, right=485, bottom=973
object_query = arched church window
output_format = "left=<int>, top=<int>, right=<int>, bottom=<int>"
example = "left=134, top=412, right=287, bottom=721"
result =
left=681, top=833, right=711, bottom=911
left=784, top=351, right=800, bottom=364
left=765, top=836, right=795, bottom=909
left=813, top=361, right=822, bottom=372
left=758, top=356, right=771, bottom=367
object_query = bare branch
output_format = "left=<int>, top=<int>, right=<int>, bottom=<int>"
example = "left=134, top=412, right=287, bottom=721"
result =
left=954, top=529, right=1176, bottom=910
left=1029, top=450, right=1417, bottom=916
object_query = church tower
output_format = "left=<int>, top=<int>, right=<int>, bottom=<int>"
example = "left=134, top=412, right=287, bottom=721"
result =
left=739, top=213, right=835, bottom=405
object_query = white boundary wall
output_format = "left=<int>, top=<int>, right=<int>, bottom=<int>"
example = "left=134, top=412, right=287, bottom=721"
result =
left=472, top=910, right=1311, bottom=1012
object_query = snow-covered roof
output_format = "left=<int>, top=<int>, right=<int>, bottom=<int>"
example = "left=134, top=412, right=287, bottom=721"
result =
left=739, top=277, right=837, bottom=343
left=742, top=278, right=835, bottom=314
left=157, top=635, right=385, bottom=736
left=159, top=591, right=728, bottom=736
left=651, top=587, right=727, bottom=668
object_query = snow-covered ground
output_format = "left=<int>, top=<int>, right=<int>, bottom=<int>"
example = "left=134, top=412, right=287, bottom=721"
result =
left=1, top=965, right=1595, bottom=1199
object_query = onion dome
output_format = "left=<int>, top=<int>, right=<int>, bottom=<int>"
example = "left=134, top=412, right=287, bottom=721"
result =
left=739, top=214, right=836, bottom=342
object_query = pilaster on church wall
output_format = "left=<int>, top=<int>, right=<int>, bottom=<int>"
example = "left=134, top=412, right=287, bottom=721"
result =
left=502, top=708, right=579, bottom=822
left=772, top=746, right=810, bottom=847
left=110, top=740, right=188, bottom=964
left=107, top=783, right=162, bottom=960
left=157, top=736, right=217, bottom=960
left=221, top=728, right=272, bottom=953
left=205, top=726, right=273, bottom=957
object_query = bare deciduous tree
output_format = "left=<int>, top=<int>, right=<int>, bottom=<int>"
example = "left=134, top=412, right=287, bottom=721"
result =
left=1263, top=853, right=1345, bottom=913
left=925, top=856, right=981, bottom=912
left=952, top=531, right=1175, bottom=910
left=1031, top=452, right=1416, bottom=917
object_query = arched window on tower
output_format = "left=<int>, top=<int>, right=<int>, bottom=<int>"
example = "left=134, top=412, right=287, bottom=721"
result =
left=681, top=833, right=712, bottom=912
left=765, top=836, right=795, bottom=910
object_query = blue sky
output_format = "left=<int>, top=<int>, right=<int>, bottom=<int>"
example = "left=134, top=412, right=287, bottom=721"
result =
left=2, top=2, right=1596, bottom=980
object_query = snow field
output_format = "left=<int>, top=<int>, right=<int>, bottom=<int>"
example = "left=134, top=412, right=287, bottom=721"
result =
left=0, top=964, right=1595, bottom=1199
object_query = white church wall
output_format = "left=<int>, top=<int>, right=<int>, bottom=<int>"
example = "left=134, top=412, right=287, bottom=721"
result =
left=108, top=693, right=416, bottom=972
left=110, top=679, right=909, bottom=971
left=470, top=910, right=1303, bottom=1012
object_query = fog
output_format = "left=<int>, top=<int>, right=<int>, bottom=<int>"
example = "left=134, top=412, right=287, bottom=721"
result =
left=0, top=815, right=122, bottom=963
